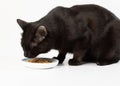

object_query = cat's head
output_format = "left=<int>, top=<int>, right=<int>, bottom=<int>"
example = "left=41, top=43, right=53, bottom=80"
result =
left=17, top=19, right=51, bottom=58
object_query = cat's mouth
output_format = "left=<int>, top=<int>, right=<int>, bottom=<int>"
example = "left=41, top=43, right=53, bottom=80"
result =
left=24, top=50, right=40, bottom=58
left=24, top=52, right=37, bottom=58
left=27, top=56, right=36, bottom=58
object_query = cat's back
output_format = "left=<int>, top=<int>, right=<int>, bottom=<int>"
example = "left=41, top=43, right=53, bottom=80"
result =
left=70, top=4, right=117, bottom=20
left=71, top=4, right=104, bottom=11
left=71, top=4, right=112, bottom=14
left=47, top=4, right=118, bottom=25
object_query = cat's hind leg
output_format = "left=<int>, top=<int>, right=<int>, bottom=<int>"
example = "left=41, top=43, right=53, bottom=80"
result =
left=96, top=21, right=120, bottom=66
left=96, top=42, right=119, bottom=66
left=97, top=54, right=119, bottom=66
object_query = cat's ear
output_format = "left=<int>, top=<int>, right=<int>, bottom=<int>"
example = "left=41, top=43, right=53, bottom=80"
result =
left=17, top=19, right=27, bottom=30
left=35, top=26, right=47, bottom=43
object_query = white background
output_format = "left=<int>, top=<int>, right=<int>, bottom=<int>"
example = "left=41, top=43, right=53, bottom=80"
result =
left=0, top=0, right=120, bottom=86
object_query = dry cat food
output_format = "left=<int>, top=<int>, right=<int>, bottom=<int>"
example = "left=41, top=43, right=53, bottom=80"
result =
left=27, top=58, right=52, bottom=63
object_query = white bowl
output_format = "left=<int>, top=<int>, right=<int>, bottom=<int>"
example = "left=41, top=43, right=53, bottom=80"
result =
left=22, top=58, right=59, bottom=69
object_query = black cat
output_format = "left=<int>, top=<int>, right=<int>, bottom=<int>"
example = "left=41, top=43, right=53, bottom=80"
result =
left=17, top=4, right=120, bottom=66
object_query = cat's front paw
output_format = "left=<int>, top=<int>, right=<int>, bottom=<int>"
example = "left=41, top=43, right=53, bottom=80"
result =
left=68, top=59, right=84, bottom=66
left=53, top=57, right=58, bottom=59
left=53, top=57, right=63, bottom=64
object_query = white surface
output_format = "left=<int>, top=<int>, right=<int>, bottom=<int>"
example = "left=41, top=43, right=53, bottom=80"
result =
left=0, top=0, right=120, bottom=86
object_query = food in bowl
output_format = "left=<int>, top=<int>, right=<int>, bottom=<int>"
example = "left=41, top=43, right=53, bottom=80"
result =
left=27, top=58, right=52, bottom=63
left=22, top=58, right=59, bottom=69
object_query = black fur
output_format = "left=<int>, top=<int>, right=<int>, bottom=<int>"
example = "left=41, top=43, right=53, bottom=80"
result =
left=17, top=4, right=120, bottom=66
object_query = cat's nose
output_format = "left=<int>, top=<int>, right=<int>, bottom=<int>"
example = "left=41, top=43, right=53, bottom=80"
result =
left=24, top=51, right=31, bottom=58
left=24, top=51, right=28, bottom=57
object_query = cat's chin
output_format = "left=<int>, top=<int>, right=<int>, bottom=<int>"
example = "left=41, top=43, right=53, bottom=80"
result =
left=25, top=55, right=38, bottom=58
left=27, top=57, right=36, bottom=58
